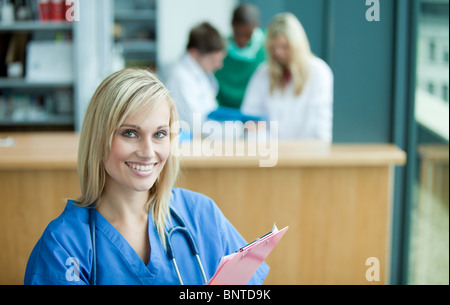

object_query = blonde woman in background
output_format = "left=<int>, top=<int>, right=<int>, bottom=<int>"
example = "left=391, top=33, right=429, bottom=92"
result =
left=241, top=13, right=334, bottom=142
left=24, top=68, right=268, bottom=285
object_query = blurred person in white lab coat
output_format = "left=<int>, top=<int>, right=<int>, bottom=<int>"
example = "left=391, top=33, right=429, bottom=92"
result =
left=165, top=22, right=226, bottom=137
left=241, top=13, right=334, bottom=142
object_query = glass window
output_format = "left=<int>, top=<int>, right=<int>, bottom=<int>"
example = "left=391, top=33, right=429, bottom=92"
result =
left=443, top=84, right=449, bottom=103
left=408, top=0, right=449, bottom=285
left=429, top=40, right=436, bottom=61
left=427, top=82, right=435, bottom=95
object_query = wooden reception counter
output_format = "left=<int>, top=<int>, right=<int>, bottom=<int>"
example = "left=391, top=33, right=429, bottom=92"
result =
left=0, top=132, right=406, bottom=284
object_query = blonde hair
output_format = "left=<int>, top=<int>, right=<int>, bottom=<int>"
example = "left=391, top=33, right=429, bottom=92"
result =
left=76, top=68, right=180, bottom=247
left=266, top=12, right=312, bottom=96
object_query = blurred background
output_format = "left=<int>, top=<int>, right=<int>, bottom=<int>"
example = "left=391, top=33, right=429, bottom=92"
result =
left=0, top=0, right=448, bottom=285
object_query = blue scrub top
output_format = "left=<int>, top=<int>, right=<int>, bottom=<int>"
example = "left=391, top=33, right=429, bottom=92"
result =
left=24, top=188, right=269, bottom=285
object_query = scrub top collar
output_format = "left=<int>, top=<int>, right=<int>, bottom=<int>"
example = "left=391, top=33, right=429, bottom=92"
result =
left=91, top=206, right=164, bottom=283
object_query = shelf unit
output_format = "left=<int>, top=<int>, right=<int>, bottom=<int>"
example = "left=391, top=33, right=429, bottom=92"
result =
left=113, top=0, right=157, bottom=69
left=1, top=0, right=115, bottom=132
left=0, top=20, right=75, bottom=131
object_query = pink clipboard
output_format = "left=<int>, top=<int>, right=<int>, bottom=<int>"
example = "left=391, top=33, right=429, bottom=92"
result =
left=208, top=225, right=289, bottom=285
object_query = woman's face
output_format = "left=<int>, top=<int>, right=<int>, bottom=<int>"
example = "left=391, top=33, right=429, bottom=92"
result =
left=104, top=100, right=171, bottom=194
left=268, top=34, right=290, bottom=67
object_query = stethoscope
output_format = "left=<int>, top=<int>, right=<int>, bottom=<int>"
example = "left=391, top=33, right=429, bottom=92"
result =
left=89, top=206, right=207, bottom=285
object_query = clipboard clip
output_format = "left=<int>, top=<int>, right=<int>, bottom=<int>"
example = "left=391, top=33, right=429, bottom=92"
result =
left=238, top=223, right=278, bottom=252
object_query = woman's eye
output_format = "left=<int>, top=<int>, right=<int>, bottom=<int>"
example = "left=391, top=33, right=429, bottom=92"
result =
left=154, top=130, right=168, bottom=139
left=122, top=130, right=137, bottom=138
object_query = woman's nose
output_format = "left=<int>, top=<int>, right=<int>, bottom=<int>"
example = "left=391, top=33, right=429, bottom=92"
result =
left=137, top=137, right=155, bottom=159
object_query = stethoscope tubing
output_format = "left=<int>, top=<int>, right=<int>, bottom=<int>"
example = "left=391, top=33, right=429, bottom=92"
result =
left=165, top=209, right=208, bottom=284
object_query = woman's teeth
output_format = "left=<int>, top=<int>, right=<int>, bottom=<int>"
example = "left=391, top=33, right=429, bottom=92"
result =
left=128, top=163, right=154, bottom=171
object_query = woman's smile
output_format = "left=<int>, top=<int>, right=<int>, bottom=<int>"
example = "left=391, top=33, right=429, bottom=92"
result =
left=125, top=161, right=158, bottom=177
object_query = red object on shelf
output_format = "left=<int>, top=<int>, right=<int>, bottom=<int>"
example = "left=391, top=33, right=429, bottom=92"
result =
left=50, top=0, right=65, bottom=21
left=38, top=0, right=51, bottom=21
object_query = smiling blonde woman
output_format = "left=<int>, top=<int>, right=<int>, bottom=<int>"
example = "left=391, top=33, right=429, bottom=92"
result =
left=24, top=68, right=269, bottom=285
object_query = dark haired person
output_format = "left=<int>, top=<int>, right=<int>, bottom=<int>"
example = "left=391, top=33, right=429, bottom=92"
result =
left=215, top=3, right=266, bottom=110
left=165, top=22, right=226, bottom=134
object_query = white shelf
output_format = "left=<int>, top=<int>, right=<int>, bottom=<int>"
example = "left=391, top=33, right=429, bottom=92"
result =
left=0, top=78, right=73, bottom=89
left=0, top=115, right=74, bottom=126
left=0, top=21, right=73, bottom=32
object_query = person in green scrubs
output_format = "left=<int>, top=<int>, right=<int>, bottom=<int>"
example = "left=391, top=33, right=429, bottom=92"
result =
left=215, top=3, right=266, bottom=110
